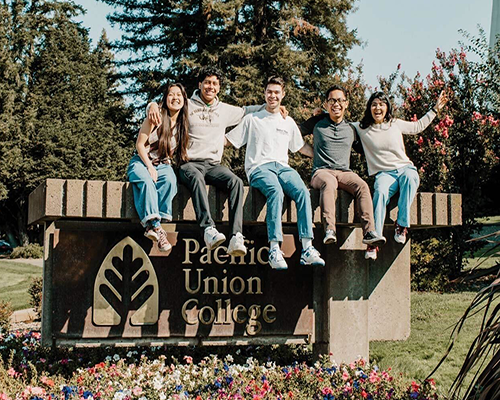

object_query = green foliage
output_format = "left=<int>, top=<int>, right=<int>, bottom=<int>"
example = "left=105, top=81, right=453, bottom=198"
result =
left=427, top=232, right=500, bottom=400
left=99, top=0, right=360, bottom=111
left=0, top=301, right=12, bottom=333
left=9, top=244, right=43, bottom=260
left=0, top=1, right=135, bottom=244
left=28, top=277, right=43, bottom=317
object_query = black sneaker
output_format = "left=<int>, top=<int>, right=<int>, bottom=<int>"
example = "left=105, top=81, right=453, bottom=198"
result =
left=362, top=231, right=386, bottom=246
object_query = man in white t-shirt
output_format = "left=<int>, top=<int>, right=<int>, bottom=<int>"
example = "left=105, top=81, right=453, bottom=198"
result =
left=226, top=76, right=325, bottom=270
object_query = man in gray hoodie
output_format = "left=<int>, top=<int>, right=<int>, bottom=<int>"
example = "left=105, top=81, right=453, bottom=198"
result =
left=148, top=67, right=263, bottom=257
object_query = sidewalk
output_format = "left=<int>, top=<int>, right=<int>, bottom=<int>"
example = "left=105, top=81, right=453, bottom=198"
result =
left=10, top=308, right=37, bottom=323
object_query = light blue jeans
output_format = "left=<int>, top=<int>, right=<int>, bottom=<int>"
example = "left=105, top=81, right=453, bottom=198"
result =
left=249, top=162, right=313, bottom=242
left=373, top=164, right=420, bottom=236
left=127, top=155, right=177, bottom=227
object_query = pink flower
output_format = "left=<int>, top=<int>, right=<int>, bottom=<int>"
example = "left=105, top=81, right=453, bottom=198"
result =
left=434, top=138, right=442, bottom=147
left=443, top=115, right=454, bottom=127
left=411, top=114, right=417, bottom=122
left=472, top=111, right=482, bottom=120
left=133, top=387, right=143, bottom=396
left=322, top=388, right=334, bottom=395
left=184, top=355, right=193, bottom=364
left=369, top=370, right=381, bottom=383
left=417, top=136, right=424, bottom=146
left=342, top=371, right=350, bottom=381
left=0, top=394, right=12, bottom=400
left=41, top=376, right=54, bottom=387
left=7, top=368, right=19, bottom=378
left=441, top=128, right=449, bottom=138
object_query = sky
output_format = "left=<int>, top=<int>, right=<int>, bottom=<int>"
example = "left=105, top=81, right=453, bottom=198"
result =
left=74, top=0, right=494, bottom=90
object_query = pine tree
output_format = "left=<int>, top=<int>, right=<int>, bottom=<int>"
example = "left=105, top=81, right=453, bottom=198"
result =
left=0, top=1, right=134, bottom=245
left=99, top=0, right=360, bottom=109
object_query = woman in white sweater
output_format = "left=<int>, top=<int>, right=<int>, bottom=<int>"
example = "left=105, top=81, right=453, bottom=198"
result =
left=354, top=91, right=448, bottom=260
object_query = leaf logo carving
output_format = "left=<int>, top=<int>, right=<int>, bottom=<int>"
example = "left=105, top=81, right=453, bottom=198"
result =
left=93, top=237, right=159, bottom=326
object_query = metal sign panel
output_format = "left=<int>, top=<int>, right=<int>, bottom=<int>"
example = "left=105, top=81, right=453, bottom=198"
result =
left=44, top=221, right=315, bottom=346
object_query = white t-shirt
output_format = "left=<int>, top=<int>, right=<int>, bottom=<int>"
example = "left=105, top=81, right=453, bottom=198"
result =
left=226, top=109, right=305, bottom=179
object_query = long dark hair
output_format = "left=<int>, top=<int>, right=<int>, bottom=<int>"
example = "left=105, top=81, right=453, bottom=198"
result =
left=158, top=83, right=190, bottom=163
left=359, top=91, right=394, bottom=129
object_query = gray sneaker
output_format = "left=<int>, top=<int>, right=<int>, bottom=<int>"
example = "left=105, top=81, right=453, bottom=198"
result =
left=204, top=226, right=226, bottom=250
left=268, top=248, right=288, bottom=270
left=323, top=229, right=337, bottom=245
left=362, top=231, right=386, bottom=246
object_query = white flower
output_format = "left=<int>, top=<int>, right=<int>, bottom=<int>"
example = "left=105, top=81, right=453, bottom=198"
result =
left=225, top=354, right=234, bottom=363
left=159, top=393, right=167, bottom=400
left=113, top=390, right=131, bottom=400
left=113, top=354, right=120, bottom=361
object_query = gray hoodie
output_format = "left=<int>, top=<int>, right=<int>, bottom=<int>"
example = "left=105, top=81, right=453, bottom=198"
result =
left=187, top=90, right=262, bottom=163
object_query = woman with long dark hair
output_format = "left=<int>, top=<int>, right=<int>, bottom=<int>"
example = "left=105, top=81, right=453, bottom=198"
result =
left=354, top=90, right=447, bottom=260
left=127, top=83, right=190, bottom=251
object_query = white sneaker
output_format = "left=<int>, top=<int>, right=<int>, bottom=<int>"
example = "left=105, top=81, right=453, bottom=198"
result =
left=365, top=245, right=378, bottom=260
left=227, top=232, right=247, bottom=256
left=268, top=248, right=288, bottom=270
left=394, top=224, right=408, bottom=244
left=323, top=229, right=337, bottom=245
left=300, top=246, right=325, bottom=266
left=204, top=226, right=226, bottom=250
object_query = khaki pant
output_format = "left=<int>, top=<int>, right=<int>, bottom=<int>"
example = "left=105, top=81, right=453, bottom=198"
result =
left=310, top=169, right=375, bottom=234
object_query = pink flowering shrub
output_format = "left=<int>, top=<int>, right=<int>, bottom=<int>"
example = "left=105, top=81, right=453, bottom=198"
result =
left=378, top=31, right=500, bottom=290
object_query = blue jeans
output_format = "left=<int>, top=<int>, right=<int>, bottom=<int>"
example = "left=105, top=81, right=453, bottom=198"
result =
left=373, top=164, right=419, bottom=235
left=127, top=155, right=177, bottom=227
left=249, top=162, right=313, bottom=242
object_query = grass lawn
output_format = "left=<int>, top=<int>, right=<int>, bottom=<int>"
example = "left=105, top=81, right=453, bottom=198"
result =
left=371, top=291, right=496, bottom=397
left=0, top=260, right=42, bottom=310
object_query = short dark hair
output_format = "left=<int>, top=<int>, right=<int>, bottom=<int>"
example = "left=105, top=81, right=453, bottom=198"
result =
left=326, top=85, right=348, bottom=100
left=265, top=76, right=285, bottom=89
left=197, top=66, right=223, bottom=84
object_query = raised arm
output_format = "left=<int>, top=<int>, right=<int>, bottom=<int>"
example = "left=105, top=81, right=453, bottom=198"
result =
left=398, top=90, right=449, bottom=134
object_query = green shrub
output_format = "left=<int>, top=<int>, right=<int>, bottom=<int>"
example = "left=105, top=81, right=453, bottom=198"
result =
left=9, top=243, right=43, bottom=259
left=0, top=300, right=13, bottom=333
left=28, top=277, right=43, bottom=317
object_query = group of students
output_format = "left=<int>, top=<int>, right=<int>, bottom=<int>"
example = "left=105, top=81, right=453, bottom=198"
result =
left=128, top=66, right=448, bottom=269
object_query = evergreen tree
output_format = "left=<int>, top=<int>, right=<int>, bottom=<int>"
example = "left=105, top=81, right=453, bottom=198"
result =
left=99, top=0, right=360, bottom=110
left=0, top=1, right=134, bottom=245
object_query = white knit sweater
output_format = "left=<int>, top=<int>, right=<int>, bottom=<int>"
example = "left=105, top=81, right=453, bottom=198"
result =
left=353, top=110, right=436, bottom=176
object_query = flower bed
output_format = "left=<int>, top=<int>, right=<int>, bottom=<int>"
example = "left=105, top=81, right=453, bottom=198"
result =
left=0, top=331, right=438, bottom=400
